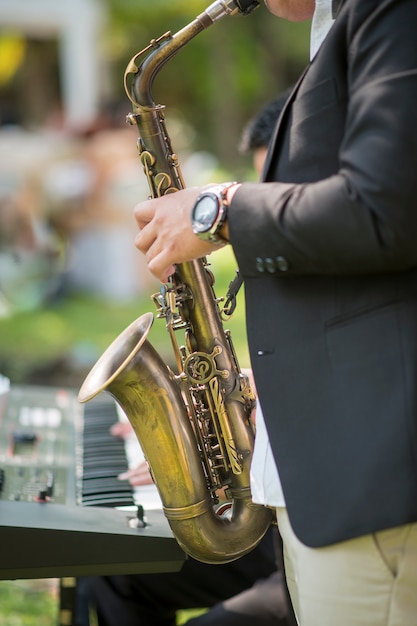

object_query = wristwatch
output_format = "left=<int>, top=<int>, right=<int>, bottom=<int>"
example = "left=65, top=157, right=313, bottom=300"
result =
left=191, top=183, right=236, bottom=245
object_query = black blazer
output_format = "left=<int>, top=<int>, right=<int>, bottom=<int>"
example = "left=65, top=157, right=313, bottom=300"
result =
left=229, top=0, right=417, bottom=547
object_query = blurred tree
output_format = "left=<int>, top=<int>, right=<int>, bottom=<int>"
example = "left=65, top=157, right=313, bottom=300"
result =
left=104, top=0, right=310, bottom=171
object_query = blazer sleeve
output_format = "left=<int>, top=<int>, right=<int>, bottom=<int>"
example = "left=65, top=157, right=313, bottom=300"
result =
left=229, top=0, right=417, bottom=279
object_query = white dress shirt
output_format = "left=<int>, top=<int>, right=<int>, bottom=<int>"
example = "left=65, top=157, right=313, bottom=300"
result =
left=310, top=0, right=336, bottom=60
left=250, top=401, right=285, bottom=506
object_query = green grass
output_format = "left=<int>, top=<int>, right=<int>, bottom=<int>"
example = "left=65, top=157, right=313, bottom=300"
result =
left=0, top=247, right=250, bottom=387
left=0, top=579, right=207, bottom=625
left=0, top=580, right=58, bottom=626
left=177, top=608, right=208, bottom=624
left=0, top=291, right=159, bottom=384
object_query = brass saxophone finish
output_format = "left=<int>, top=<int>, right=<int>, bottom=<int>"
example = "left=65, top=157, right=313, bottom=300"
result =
left=79, top=0, right=273, bottom=564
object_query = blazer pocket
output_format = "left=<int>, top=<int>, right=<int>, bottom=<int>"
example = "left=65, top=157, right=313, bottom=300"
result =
left=325, top=300, right=399, bottom=331
left=325, top=301, right=405, bottom=429
left=325, top=301, right=403, bottom=409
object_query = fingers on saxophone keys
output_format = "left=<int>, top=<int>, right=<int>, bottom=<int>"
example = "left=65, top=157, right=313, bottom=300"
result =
left=146, top=252, right=170, bottom=282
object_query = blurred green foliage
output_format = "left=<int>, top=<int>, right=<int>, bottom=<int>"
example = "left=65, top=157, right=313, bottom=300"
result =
left=105, top=0, right=310, bottom=169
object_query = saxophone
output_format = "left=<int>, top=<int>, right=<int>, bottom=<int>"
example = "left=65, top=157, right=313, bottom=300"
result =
left=78, top=0, right=272, bottom=564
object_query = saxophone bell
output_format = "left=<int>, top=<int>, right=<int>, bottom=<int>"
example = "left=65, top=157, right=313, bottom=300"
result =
left=78, top=312, right=272, bottom=564
left=79, top=0, right=272, bottom=564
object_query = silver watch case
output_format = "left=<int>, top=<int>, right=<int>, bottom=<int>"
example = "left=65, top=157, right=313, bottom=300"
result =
left=191, top=183, right=233, bottom=245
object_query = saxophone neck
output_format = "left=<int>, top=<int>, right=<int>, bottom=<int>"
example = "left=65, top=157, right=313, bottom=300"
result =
left=124, top=0, right=259, bottom=109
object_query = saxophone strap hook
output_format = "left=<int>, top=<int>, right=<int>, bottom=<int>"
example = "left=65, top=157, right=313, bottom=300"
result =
left=222, top=270, right=243, bottom=319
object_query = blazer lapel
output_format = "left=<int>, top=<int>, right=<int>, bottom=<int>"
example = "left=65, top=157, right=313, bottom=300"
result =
left=262, top=0, right=346, bottom=182
left=332, top=0, right=345, bottom=18
left=261, top=64, right=310, bottom=182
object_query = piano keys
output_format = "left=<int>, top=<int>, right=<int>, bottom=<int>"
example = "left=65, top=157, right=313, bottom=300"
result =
left=81, top=396, right=136, bottom=508
left=0, top=384, right=184, bottom=580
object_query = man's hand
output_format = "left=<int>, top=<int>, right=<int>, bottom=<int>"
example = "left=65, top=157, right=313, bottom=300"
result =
left=110, top=421, right=133, bottom=438
left=118, top=461, right=154, bottom=486
left=242, top=367, right=258, bottom=424
left=134, top=186, right=222, bottom=282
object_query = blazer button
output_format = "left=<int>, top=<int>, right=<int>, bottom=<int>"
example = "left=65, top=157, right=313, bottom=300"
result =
left=265, top=258, right=276, bottom=273
left=276, top=255, right=290, bottom=272
left=255, top=257, right=265, bottom=273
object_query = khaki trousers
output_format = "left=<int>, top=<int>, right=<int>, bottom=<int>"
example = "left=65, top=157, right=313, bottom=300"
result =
left=276, top=507, right=417, bottom=626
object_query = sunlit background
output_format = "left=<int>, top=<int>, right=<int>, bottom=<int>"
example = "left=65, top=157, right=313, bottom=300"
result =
left=0, top=0, right=309, bottom=384
left=0, top=2, right=309, bottom=621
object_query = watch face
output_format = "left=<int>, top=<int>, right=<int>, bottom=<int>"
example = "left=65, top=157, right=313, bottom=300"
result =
left=193, top=194, right=219, bottom=233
